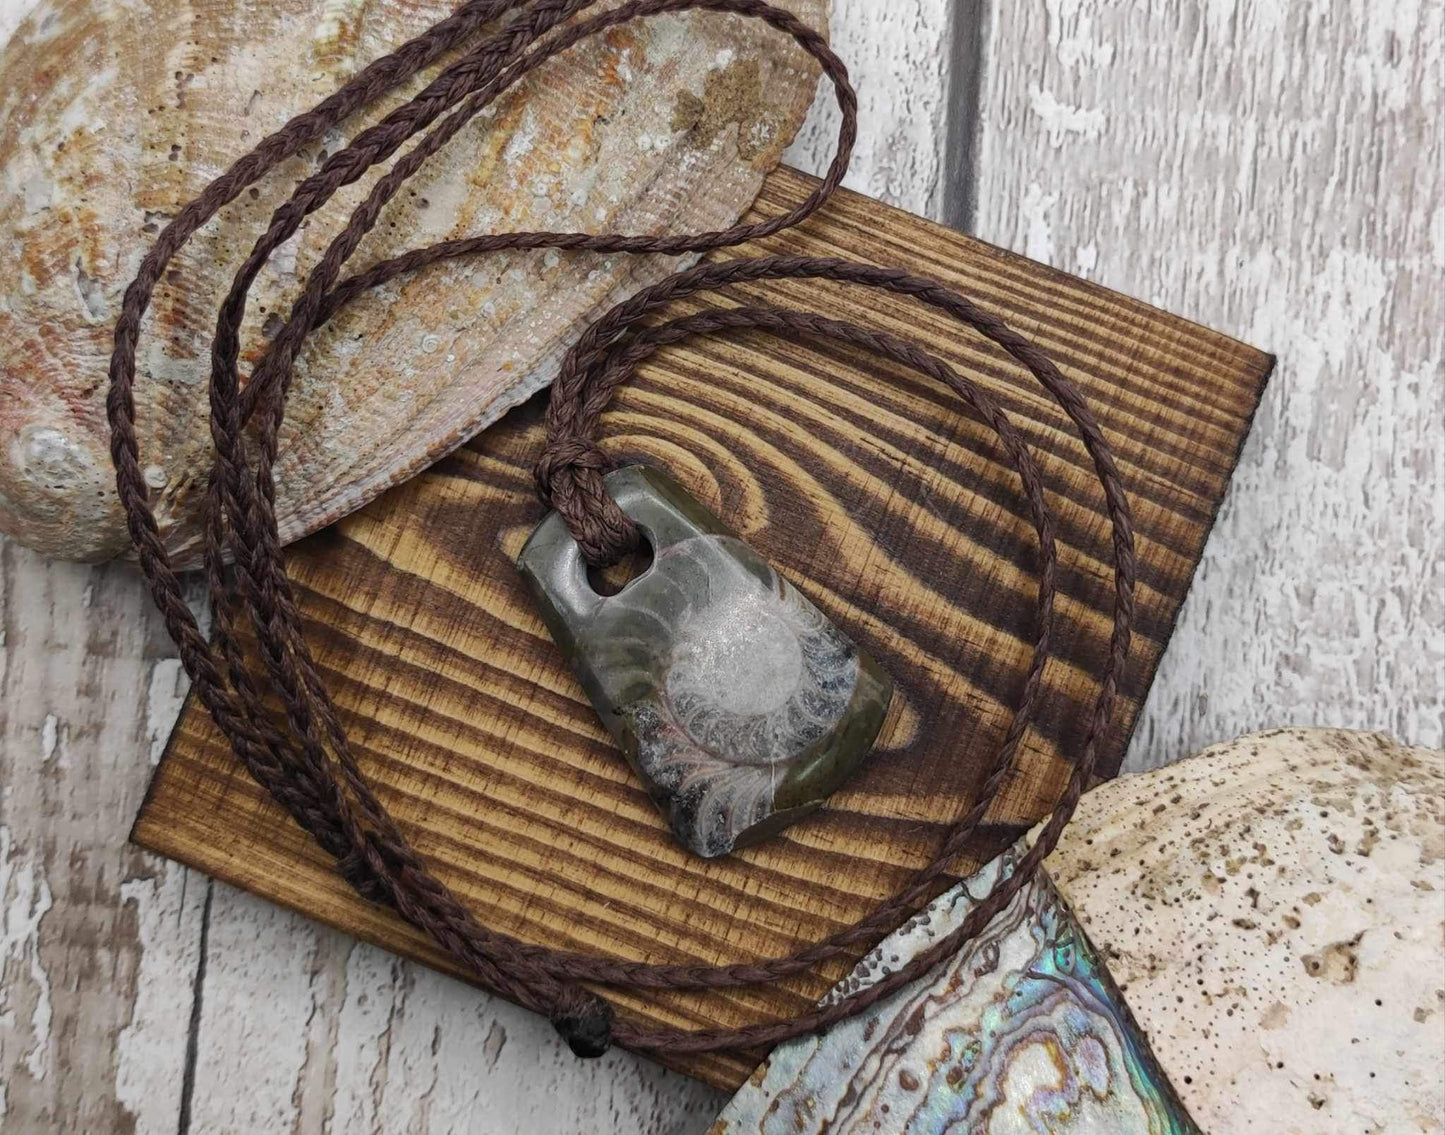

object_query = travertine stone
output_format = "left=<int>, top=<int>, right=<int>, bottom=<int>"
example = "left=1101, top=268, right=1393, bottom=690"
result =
left=0, top=0, right=824, bottom=565
left=519, top=465, right=892, bottom=857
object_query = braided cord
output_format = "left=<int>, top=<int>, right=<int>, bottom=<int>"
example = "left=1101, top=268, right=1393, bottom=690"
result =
left=107, top=0, right=1134, bottom=1059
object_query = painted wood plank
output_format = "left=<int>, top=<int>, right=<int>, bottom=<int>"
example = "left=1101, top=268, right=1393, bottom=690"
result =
left=785, top=0, right=956, bottom=218
left=0, top=5, right=960, bottom=1132
left=0, top=544, right=206, bottom=1132
left=972, top=0, right=1444, bottom=769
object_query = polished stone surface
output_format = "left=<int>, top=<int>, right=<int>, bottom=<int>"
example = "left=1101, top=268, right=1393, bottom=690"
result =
left=519, top=465, right=891, bottom=857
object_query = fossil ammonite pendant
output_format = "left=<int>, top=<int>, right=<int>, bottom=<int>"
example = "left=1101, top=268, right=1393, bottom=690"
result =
left=518, top=466, right=892, bottom=858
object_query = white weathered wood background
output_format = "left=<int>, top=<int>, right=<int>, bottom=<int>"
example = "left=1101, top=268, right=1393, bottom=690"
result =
left=1, top=1, right=1440, bottom=1131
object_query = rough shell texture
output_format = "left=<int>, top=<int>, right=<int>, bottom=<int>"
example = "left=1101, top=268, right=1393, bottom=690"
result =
left=1045, top=728, right=1444, bottom=1135
left=710, top=847, right=1198, bottom=1133
left=0, top=0, right=824, bottom=564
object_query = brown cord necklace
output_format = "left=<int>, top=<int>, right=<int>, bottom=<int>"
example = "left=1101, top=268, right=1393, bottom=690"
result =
left=106, top=0, right=1136, bottom=1059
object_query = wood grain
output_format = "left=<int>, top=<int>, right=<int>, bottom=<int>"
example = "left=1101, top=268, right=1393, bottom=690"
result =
left=133, top=166, right=1271, bottom=1090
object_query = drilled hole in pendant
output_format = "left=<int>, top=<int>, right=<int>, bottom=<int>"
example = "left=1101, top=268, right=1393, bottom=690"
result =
left=585, top=536, right=654, bottom=597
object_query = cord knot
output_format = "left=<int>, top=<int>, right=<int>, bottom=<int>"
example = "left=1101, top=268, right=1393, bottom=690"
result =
left=533, top=439, right=641, bottom=567
left=550, top=985, right=613, bottom=1058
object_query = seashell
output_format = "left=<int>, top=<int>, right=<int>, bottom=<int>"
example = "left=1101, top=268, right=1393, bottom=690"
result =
left=1044, top=728, right=1445, bottom=1135
left=711, top=845, right=1200, bottom=1133
left=520, top=465, right=892, bottom=857
left=712, top=728, right=1443, bottom=1134
left=0, top=0, right=825, bottom=564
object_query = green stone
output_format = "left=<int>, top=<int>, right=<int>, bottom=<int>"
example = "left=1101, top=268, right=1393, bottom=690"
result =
left=518, top=465, right=892, bottom=858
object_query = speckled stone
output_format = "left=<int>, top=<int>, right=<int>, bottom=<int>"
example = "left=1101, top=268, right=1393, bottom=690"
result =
left=1042, top=728, right=1445, bottom=1134
left=519, top=465, right=892, bottom=858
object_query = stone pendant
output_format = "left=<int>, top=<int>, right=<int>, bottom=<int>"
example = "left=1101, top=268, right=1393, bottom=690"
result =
left=518, top=466, right=892, bottom=858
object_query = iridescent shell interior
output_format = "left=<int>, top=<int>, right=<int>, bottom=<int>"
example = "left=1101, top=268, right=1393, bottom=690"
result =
left=711, top=846, right=1201, bottom=1133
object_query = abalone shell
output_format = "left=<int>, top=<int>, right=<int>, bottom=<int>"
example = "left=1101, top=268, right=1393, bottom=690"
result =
left=0, top=0, right=824, bottom=564
left=711, top=846, right=1200, bottom=1132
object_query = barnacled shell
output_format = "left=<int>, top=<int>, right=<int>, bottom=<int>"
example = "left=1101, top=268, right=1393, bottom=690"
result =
left=0, top=0, right=825, bottom=564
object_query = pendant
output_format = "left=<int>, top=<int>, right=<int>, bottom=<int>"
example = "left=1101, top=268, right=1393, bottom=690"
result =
left=518, top=466, right=892, bottom=858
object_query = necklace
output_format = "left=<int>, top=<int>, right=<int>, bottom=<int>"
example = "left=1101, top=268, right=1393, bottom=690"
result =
left=106, top=0, right=1135, bottom=1060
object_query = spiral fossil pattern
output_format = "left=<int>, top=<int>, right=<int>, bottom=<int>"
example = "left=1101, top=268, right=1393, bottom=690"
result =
left=598, top=535, right=870, bottom=856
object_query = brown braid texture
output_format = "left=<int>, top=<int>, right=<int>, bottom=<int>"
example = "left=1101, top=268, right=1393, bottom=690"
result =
left=106, top=0, right=1136, bottom=1060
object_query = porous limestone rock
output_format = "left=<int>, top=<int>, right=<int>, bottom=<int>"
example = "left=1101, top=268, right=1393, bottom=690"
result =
left=0, top=0, right=824, bottom=564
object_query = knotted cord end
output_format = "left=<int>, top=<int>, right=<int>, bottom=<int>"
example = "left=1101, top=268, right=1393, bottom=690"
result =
left=551, top=985, right=614, bottom=1058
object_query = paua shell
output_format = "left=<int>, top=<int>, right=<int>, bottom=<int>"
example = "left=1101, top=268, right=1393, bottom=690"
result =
left=1044, top=728, right=1445, bottom=1134
left=710, top=846, right=1200, bottom=1133
left=519, top=465, right=892, bottom=858
left=0, top=0, right=825, bottom=564
left=714, top=728, right=1444, bottom=1135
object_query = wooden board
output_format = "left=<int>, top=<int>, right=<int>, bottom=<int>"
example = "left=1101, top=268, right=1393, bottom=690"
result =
left=132, top=166, right=1272, bottom=1090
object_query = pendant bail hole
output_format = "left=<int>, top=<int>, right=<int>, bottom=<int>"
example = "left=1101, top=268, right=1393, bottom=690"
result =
left=585, top=536, right=654, bottom=596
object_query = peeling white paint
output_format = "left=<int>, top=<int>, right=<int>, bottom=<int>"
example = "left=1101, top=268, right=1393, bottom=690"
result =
left=784, top=0, right=953, bottom=218
left=144, top=658, right=188, bottom=765
left=114, top=867, right=205, bottom=1133
left=978, top=0, right=1445, bottom=762
left=1042, top=0, right=1116, bottom=70
left=1027, top=84, right=1107, bottom=146
left=1020, top=181, right=1059, bottom=264
left=185, top=887, right=324, bottom=1133
left=0, top=826, right=54, bottom=1084
left=38, top=714, right=56, bottom=764
left=324, top=952, right=717, bottom=1134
